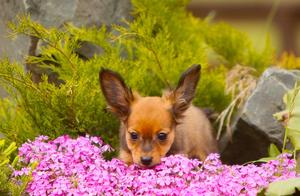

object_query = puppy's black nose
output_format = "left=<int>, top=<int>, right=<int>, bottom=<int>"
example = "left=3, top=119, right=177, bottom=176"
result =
left=141, top=156, right=152, bottom=166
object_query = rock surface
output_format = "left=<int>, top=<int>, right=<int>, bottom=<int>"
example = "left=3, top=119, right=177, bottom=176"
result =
left=0, top=0, right=28, bottom=62
left=23, top=0, right=132, bottom=27
left=221, top=68, right=300, bottom=164
left=0, top=0, right=28, bottom=97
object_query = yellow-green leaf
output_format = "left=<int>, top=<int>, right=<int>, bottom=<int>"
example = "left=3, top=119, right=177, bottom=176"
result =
left=268, top=143, right=281, bottom=157
left=265, top=178, right=300, bottom=196
left=283, top=82, right=300, bottom=151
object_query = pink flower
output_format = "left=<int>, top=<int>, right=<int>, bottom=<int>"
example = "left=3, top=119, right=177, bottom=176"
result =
left=13, top=135, right=299, bottom=195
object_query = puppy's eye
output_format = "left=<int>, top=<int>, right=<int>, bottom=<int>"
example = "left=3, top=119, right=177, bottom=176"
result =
left=130, top=132, right=138, bottom=140
left=157, top=132, right=167, bottom=141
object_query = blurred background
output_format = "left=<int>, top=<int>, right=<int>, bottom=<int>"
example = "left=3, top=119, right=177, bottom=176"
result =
left=0, top=0, right=299, bottom=97
left=188, top=0, right=300, bottom=55
left=1, top=0, right=300, bottom=60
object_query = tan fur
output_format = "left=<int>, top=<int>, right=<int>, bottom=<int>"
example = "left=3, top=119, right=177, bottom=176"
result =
left=168, top=105, right=218, bottom=160
left=124, top=97, right=175, bottom=166
left=119, top=96, right=217, bottom=167
left=99, top=65, right=218, bottom=167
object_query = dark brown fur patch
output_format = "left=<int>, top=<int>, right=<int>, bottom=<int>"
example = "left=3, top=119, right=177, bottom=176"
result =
left=168, top=64, right=201, bottom=120
left=99, top=69, right=134, bottom=121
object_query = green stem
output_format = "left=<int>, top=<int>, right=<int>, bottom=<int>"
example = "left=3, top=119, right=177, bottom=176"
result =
left=147, top=46, right=171, bottom=89
left=0, top=73, right=39, bottom=91
left=29, top=24, right=77, bottom=70
left=282, top=82, right=300, bottom=152
left=282, top=127, right=288, bottom=152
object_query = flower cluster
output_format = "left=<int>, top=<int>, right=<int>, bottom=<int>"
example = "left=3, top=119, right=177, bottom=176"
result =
left=14, top=135, right=298, bottom=195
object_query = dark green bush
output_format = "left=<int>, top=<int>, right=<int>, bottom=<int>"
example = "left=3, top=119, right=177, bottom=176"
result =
left=0, top=0, right=274, bottom=155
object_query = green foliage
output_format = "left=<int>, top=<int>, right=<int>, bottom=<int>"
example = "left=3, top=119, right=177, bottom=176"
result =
left=0, top=139, right=17, bottom=194
left=0, top=0, right=274, bottom=155
left=0, top=165, right=11, bottom=195
left=268, top=143, right=281, bottom=158
left=245, top=36, right=275, bottom=74
left=259, top=82, right=300, bottom=166
left=0, top=89, right=37, bottom=145
left=274, top=81, right=300, bottom=175
left=283, top=82, right=300, bottom=151
left=203, top=22, right=251, bottom=67
left=203, top=23, right=274, bottom=73
left=263, top=177, right=300, bottom=196
left=0, top=139, right=17, bottom=166
left=0, top=139, right=34, bottom=196
left=8, top=161, right=38, bottom=196
left=274, top=82, right=300, bottom=152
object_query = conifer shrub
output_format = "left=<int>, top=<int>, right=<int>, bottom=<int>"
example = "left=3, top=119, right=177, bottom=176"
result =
left=0, top=0, right=274, bottom=154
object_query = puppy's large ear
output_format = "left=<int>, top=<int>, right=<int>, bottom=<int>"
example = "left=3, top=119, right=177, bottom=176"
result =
left=169, top=64, right=201, bottom=120
left=99, top=69, right=134, bottom=121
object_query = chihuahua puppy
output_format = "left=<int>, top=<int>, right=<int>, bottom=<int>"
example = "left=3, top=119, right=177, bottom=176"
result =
left=99, top=65, right=218, bottom=167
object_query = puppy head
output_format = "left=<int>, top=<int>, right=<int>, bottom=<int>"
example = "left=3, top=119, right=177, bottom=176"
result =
left=99, top=65, right=201, bottom=167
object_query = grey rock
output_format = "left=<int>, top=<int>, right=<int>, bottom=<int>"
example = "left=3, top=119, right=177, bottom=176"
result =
left=24, top=0, right=132, bottom=27
left=76, top=41, right=104, bottom=60
left=0, top=0, right=28, bottom=97
left=0, top=0, right=28, bottom=62
left=221, top=68, right=300, bottom=164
